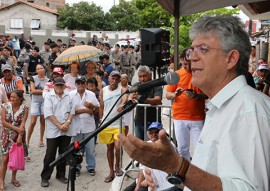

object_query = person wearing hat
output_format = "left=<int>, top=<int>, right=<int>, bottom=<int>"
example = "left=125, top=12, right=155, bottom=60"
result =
left=254, top=63, right=269, bottom=92
left=42, top=67, right=71, bottom=98
left=41, top=77, right=75, bottom=187
left=124, top=122, right=181, bottom=191
left=0, top=64, right=24, bottom=98
left=69, top=76, right=100, bottom=177
left=99, top=70, right=125, bottom=182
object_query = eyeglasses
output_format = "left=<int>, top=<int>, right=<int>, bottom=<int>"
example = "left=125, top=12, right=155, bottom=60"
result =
left=186, top=45, right=220, bottom=59
left=147, top=130, right=160, bottom=135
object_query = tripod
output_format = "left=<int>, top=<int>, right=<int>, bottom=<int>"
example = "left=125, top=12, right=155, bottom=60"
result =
left=66, top=153, right=83, bottom=191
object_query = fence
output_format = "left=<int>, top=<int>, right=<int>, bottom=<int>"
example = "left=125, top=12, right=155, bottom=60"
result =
left=0, top=25, right=140, bottom=48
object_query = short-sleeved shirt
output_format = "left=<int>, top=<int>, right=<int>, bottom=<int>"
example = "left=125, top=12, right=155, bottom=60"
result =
left=134, top=83, right=163, bottom=125
left=69, top=89, right=100, bottom=134
left=44, top=90, right=75, bottom=138
left=166, top=68, right=205, bottom=120
left=103, top=63, right=113, bottom=85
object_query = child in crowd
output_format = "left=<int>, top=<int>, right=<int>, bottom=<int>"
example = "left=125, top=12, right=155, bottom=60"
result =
left=86, top=77, right=100, bottom=144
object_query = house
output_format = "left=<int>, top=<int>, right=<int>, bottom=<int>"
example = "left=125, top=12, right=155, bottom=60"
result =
left=0, top=0, right=65, bottom=9
left=0, top=0, right=59, bottom=30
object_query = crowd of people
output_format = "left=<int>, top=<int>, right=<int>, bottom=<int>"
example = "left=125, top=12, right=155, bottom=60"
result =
left=0, top=14, right=269, bottom=191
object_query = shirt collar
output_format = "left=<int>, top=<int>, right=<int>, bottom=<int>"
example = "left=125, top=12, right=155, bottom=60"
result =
left=51, top=89, right=68, bottom=98
left=207, top=75, right=247, bottom=109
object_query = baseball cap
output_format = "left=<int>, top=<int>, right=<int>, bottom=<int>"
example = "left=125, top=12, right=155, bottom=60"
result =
left=2, top=64, right=13, bottom=72
left=109, top=70, right=121, bottom=77
left=52, top=67, right=64, bottom=74
left=53, top=77, right=65, bottom=85
left=147, top=122, right=163, bottom=131
left=258, top=64, right=269, bottom=71
left=75, top=76, right=86, bottom=83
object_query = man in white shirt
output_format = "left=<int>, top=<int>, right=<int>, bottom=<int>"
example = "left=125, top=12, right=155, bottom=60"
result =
left=118, top=15, right=270, bottom=191
left=41, top=77, right=75, bottom=187
left=69, top=76, right=100, bottom=177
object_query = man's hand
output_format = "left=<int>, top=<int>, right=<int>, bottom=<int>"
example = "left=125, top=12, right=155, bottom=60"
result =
left=60, top=122, right=69, bottom=132
left=118, top=130, right=182, bottom=174
left=144, top=169, right=156, bottom=191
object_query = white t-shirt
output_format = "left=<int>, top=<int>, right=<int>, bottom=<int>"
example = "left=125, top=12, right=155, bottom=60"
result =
left=63, top=73, right=78, bottom=90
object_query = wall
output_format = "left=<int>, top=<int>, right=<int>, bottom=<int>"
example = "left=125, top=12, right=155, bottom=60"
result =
left=0, top=25, right=140, bottom=48
left=0, top=4, right=57, bottom=30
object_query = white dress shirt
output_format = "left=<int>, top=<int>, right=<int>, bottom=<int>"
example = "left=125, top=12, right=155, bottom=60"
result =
left=184, top=75, right=270, bottom=191
left=69, top=89, right=100, bottom=134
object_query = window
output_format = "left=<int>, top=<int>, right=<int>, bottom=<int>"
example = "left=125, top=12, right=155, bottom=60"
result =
left=46, top=2, right=49, bottom=7
left=10, top=18, right=23, bottom=29
left=30, top=19, right=41, bottom=29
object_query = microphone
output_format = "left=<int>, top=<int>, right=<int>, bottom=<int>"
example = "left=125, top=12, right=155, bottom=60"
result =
left=125, top=72, right=180, bottom=94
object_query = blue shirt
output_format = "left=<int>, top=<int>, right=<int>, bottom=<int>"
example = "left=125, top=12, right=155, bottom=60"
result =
left=103, top=63, right=113, bottom=85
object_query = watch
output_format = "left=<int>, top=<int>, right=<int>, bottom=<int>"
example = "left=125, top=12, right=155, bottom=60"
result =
left=166, top=157, right=190, bottom=185
left=66, top=119, right=72, bottom=123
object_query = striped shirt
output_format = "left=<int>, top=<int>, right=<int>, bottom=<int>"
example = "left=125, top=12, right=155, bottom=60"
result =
left=0, top=76, right=24, bottom=94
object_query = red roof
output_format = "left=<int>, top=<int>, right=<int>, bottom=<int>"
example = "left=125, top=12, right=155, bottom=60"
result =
left=0, top=0, right=58, bottom=15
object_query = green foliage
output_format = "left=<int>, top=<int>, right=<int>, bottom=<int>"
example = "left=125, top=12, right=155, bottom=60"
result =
left=57, top=1, right=105, bottom=30
left=56, top=0, right=240, bottom=45
left=172, top=7, right=240, bottom=52
left=108, top=0, right=141, bottom=31
left=132, top=0, right=171, bottom=28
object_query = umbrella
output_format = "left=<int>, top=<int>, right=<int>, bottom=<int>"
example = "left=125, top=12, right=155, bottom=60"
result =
left=52, top=45, right=103, bottom=65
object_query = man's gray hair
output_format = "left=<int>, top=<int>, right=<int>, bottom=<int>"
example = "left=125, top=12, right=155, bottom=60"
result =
left=189, top=15, right=251, bottom=75
left=138, top=65, right=151, bottom=74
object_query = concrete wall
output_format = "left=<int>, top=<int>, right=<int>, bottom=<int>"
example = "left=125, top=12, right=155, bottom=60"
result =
left=0, top=4, right=57, bottom=30
left=0, top=25, right=140, bottom=48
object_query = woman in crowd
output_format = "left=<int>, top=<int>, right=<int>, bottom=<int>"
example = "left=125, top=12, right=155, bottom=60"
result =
left=84, top=61, right=97, bottom=80
left=63, top=61, right=80, bottom=90
left=26, top=64, right=49, bottom=150
left=0, top=90, right=29, bottom=190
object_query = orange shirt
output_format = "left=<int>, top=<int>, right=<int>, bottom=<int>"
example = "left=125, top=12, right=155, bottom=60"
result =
left=1, top=75, right=24, bottom=92
left=166, top=68, right=205, bottom=120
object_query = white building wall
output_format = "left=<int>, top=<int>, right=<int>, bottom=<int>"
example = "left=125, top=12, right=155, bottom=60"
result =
left=0, top=4, right=57, bottom=29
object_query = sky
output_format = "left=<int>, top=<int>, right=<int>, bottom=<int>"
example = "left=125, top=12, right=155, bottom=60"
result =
left=65, top=0, right=120, bottom=12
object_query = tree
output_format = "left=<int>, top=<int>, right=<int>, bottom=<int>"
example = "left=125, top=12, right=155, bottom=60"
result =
left=132, top=0, right=172, bottom=28
left=165, top=8, right=240, bottom=52
left=108, top=0, right=141, bottom=31
left=57, top=2, right=106, bottom=30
